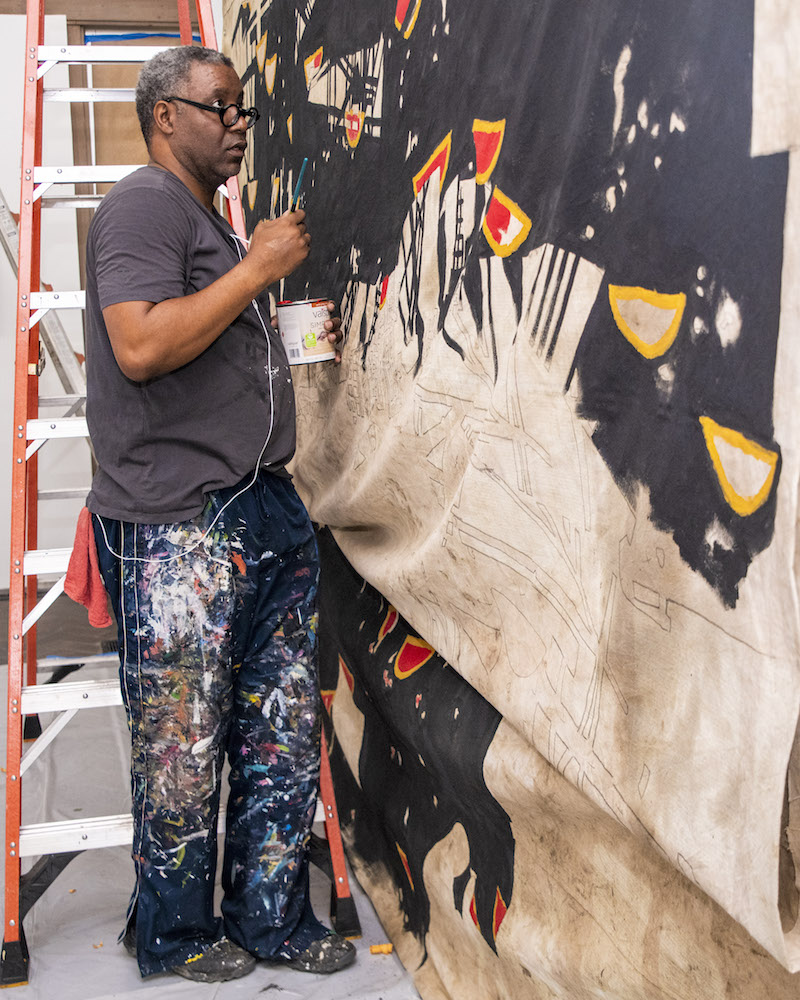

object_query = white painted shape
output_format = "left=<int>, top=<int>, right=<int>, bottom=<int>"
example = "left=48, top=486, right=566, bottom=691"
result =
left=612, top=44, right=632, bottom=145
left=715, top=289, right=743, bottom=347
left=704, top=517, right=735, bottom=553
left=693, top=316, right=708, bottom=336
left=669, top=110, right=687, bottom=133
left=499, top=212, right=524, bottom=247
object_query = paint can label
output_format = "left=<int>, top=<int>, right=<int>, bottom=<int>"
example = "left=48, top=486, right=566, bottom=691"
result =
left=275, top=298, right=336, bottom=365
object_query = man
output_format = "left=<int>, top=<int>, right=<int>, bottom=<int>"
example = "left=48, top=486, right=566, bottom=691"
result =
left=85, top=45, right=354, bottom=983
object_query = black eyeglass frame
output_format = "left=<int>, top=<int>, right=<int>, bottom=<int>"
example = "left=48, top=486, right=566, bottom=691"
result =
left=164, top=95, right=260, bottom=129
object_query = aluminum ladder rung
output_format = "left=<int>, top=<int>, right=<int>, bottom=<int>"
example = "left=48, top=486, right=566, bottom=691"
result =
left=39, top=395, right=86, bottom=407
left=22, top=548, right=72, bottom=576
left=38, top=45, right=170, bottom=66
left=18, top=803, right=322, bottom=858
left=27, top=417, right=88, bottom=440
left=33, top=165, right=140, bottom=185
left=30, top=291, right=85, bottom=310
left=34, top=653, right=118, bottom=673
left=19, top=814, right=133, bottom=856
left=43, top=88, right=135, bottom=103
left=41, top=194, right=103, bottom=209
left=21, top=678, right=121, bottom=714
left=38, top=487, right=90, bottom=501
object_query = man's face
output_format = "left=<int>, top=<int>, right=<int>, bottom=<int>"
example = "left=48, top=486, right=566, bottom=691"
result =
left=168, top=61, right=248, bottom=192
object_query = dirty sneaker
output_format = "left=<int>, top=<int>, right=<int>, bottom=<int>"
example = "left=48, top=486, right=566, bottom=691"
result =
left=283, top=932, right=356, bottom=974
left=172, top=938, right=256, bottom=983
left=123, top=926, right=255, bottom=983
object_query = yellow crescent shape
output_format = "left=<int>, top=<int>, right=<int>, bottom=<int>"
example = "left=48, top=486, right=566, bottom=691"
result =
left=608, top=285, right=686, bottom=359
left=699, top=416, right=778, bottom=516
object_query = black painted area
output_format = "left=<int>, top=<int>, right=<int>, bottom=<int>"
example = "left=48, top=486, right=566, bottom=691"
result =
left=317, top=528, right=515, bottom=954
left=233, top=0, right=787, bottom=606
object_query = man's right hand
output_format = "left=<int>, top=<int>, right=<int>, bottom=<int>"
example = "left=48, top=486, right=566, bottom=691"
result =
left=102, top=210, right=312, bottom=382
left=247, top=209, right=311, bottom=285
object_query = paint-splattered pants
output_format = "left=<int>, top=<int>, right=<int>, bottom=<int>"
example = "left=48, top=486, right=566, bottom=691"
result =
left=93, top=470, right=326, bottom=976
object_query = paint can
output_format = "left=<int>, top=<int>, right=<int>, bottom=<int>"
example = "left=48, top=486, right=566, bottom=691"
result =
left=275, top=298, right=336, bottom=364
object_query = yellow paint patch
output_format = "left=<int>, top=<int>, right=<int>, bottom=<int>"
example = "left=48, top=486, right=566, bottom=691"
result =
left=256, top=33, right=268, bottom=73
left=287, top=114, right=293, bottom=143
left=412, top=131, right=452, bottom=196
left=247, top=180, right=258, bottom=212
left=265, top=53, right=277, bottom=95
left=395, top=0, right=423, bottom=37
left=699, top=416, right=778, bottom=516
left=608, top=285, right=686, bottom=359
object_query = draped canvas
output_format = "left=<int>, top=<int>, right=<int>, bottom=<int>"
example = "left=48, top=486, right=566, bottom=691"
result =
left=223, top=0, right=800, bottom=993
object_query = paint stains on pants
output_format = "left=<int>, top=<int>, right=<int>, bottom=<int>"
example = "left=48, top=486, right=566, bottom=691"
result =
left=93, top=471, right=326, bottom=976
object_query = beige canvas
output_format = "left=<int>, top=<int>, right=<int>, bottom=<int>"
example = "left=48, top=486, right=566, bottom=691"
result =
left=223, top=0, right=800, bottom=991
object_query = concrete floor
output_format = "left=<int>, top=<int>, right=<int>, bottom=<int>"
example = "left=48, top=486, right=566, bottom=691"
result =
left=0, top=591, right=420, bottom=1000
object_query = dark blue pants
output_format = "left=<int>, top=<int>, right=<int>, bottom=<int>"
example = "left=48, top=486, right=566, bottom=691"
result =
left=93, top=471, right=325, bottom=976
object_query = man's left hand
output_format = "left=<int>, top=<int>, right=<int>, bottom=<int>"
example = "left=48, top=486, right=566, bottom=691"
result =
left=323, top=301, right=343, bottom=364
left=271, top=300, right=343, bottom=364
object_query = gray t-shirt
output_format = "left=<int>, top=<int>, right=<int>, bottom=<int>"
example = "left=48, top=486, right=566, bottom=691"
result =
left=85, top=165, right=295, bottom=523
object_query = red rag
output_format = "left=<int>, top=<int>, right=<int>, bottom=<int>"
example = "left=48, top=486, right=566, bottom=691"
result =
left=64, top=506, right=113, bottom=629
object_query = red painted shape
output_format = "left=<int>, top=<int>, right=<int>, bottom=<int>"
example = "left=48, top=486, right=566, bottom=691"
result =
left=370, top=606, right=398, bottom=651
left=493, top=887, right=508, bottom=939
left=397, top=843, right=415, bottom=891
left=379, top=274, right=390, bottom=309
left=469, top=894, right=479, bottom=929
left=339, top=655, right=354, bottom=692
left=394, top=636, right=435, bottom=679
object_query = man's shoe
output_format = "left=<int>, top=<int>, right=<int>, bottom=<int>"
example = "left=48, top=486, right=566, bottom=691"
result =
left=284, top=933, right=356, bottom=974
left=172, top=938, right=256, bottom=983
left=123, top=925, right=255, bottom=983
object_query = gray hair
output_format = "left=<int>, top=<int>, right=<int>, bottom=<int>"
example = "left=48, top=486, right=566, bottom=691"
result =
left=136, top=46, right=234, bottom=146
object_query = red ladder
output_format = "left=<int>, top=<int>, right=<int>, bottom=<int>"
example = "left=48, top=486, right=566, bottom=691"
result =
left=2, top=1, right=356, bottom=985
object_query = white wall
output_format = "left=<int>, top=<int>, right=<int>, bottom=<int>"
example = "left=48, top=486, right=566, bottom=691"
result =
left=1, top=15, right=89, bottom=592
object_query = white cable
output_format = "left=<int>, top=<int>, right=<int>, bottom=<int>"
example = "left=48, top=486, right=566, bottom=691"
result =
left=96, top=232, right=277, bottom=564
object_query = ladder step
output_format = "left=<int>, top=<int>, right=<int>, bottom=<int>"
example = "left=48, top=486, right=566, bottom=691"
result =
left=21, top=678, right=122, bottom=714
left=19, top=814, right=133, bottom=856
left=23, top=548, right=72, bottom=576
left=35, top=653, right=119, bottom=673
left=38, top=45, right=170, bottom=65
left=27, top=417, right=88, bottom=440
left=44, top=88, right=136, bottom=103
left=39, top=395, right=86, bottom=407
left=30, top=291, right=85, bottom=310
left=18, top=803, right=323, bottom=858
left=34, top=165, right=140, bottom=185
left=41, top=194, right=103, bottom=209
left=38, top=488, right=91, bottom=501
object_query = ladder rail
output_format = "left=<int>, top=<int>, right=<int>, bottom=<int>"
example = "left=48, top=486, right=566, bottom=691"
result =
left=5, top=0, right=44, bottom=962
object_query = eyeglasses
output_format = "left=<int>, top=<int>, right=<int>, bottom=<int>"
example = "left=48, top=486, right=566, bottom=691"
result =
left=164, top=96, right=260, bottom=129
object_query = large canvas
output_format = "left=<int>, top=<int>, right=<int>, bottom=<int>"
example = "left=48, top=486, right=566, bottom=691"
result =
left=222, top=0, right=800, bottom=994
